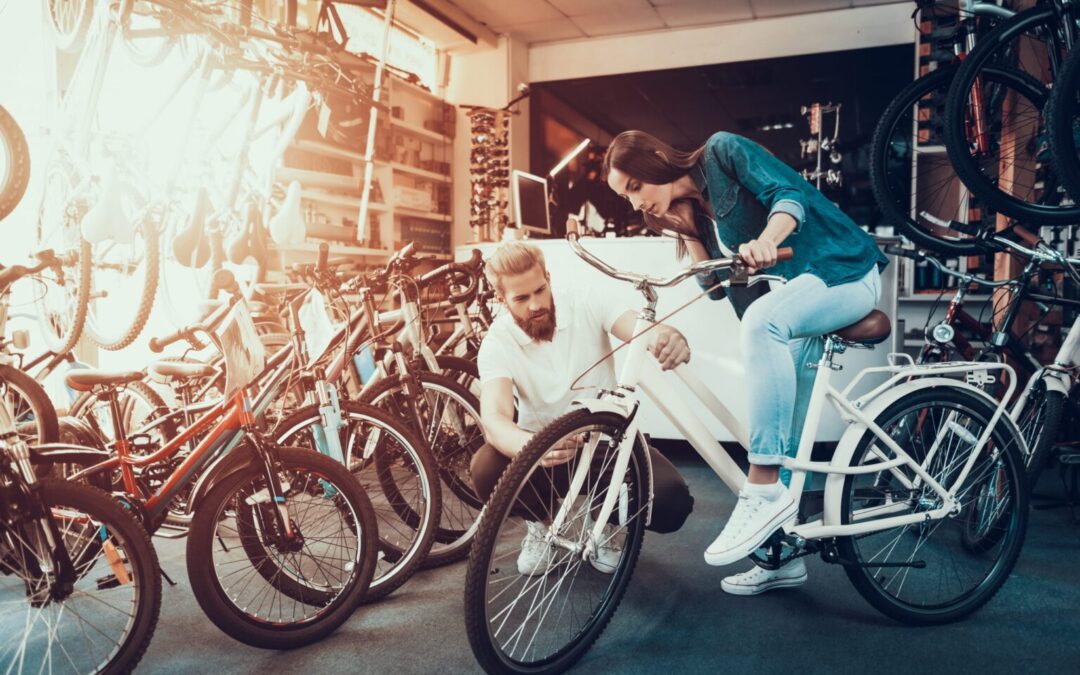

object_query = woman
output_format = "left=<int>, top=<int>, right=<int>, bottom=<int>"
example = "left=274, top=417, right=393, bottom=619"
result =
left=603, top=130, right=886, bottom=593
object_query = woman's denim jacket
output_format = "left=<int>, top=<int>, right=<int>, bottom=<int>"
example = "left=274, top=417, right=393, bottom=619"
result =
left=693, top=132, right=887, bottom=310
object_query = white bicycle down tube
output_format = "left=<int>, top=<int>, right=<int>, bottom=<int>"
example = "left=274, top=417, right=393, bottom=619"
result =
left=637, top=357, right=746, bottom=493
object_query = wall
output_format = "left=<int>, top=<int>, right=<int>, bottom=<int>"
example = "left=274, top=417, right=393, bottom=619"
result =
left=446, top=35, right=530, bottom=248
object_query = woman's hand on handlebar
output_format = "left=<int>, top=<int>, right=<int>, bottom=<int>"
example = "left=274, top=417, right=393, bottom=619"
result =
left=738, top=238, right=780, bottom=274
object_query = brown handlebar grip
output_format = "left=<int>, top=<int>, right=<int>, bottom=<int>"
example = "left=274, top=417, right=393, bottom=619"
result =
left=776, top=247, right=794, bottom=262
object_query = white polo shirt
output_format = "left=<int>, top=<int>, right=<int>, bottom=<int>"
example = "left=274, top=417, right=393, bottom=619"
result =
left=478, top=287, right=625, bottom=432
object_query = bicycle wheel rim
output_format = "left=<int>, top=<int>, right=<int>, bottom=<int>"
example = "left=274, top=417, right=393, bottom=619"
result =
left=843, top=392, right=1025, bottom=617
left=472, top=422, right=647, bottom=672
left=945, top=6, right=1080, bottom=224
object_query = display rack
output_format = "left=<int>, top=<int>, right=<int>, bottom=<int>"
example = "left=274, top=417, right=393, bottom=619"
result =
left=275, top=71, right=455, bottom=264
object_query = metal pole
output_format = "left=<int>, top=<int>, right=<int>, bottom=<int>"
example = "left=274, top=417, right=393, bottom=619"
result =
left=357, top=0, right=396, bottom=244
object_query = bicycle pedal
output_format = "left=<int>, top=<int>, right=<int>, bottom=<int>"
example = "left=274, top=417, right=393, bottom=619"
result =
left=1058, top=449, right=1080, bottom=465
left=96, top=574, right=121, bottom=590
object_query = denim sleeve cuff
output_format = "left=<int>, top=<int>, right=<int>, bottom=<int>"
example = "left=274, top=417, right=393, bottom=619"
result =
left=769, top=199, right=805, bottom=234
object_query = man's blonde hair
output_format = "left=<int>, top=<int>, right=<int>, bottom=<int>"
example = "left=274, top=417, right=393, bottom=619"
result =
left=484, top=241, right=547, bottom=295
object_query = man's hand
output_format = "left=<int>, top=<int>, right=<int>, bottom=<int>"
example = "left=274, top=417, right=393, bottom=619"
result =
left=541, top=435, right=582, bottom=468
left=650, top=325, right=691, bottom=371
left=737, top=238, right=779, bottom=274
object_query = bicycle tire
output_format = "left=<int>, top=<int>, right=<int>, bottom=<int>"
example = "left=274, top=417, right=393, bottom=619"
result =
left=45, top=0, right=93, bottom=53
left=944, top=5, right=1077, bottom=224
left=1047, top=39, right=1080, bottom=203
left=361, top=370, right=485, bottom=567
left=1013, top=377, right=1065, bottom=489
left=185, top=447, right=377, bottom=649
left=837, top=387, right=1028, bottom=625
left=463, top=409, right=649, bottom=675
left=871, top=65, right=991, bottom=256
left=0, top=104, right=30, bottom=222
left=84, top=195, right=161, bottom=350
left=35, top=155, right=92, bottom=354
left=272, top=400, right=441, bottom=602
left=0, top=363, right=60, bottom=445
left=0, top=478, right=162, bottom=674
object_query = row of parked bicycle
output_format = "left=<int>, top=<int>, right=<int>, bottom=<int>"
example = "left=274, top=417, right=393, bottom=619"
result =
left=1, top=231, right=496, bottom=671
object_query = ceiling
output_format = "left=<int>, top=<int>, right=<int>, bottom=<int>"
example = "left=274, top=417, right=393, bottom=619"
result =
left=444, top=0, right=906, bottom=45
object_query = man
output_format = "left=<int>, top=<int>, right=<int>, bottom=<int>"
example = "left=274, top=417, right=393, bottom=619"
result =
left=472, top=241, right=694, bottom=577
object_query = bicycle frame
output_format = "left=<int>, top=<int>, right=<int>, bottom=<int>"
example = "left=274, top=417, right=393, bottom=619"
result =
left=539, top=238, right=1021, bottom=559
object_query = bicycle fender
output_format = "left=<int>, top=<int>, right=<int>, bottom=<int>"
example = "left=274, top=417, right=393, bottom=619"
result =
left=569, top=397, right=633, bottom=418
left=821, top=377, right=1024, bottom=527
left=1041, top=369, right=1072, bottom=396
left=186, top=441, right=255, bottom=514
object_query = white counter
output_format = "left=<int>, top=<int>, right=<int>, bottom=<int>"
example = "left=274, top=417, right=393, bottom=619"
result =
left=457, top=236, right=898, bottom=442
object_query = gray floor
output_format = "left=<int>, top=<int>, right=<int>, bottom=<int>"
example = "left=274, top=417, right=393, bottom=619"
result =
left=137, top=454, right=1080, bottom=674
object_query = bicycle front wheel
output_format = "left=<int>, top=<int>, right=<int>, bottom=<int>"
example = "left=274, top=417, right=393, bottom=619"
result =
left=837, top=387, right=1028, bottom=625
left=0, top=104, right=30, bottom=222
left=185, top=447, right=377, bottom=649
left=463, top=409, right=649, bottom=675
left=0, top=478, right=162, bottom=674
left=272, top=400, right=441, bottom=602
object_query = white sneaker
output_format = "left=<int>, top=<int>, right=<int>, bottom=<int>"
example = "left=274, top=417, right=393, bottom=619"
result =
left=585, top=517, right=623, bottom=575
left=517, top=521, right=557, bottom=576
left=704, top=486, right=797, bottom=567
left=721, top=558, right=807, bottom=596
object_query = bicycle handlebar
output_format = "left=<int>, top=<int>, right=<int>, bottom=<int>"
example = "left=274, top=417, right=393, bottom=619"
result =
left=566, top=232, right=791, bottom=289
left=883, top=244, right=1015, bottom=289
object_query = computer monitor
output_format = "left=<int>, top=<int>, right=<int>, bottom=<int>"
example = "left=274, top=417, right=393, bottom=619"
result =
left=512, top=170, right=551, bottom=235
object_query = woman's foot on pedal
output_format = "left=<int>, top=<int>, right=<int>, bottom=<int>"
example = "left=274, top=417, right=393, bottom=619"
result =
left=704, top=482, right=797, bottom=567
left=721, top=558, right=807, bottom=596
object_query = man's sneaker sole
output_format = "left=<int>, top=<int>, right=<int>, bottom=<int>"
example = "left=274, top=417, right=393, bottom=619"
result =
left=704, top=499, right=797, bottom=567
left=720, top=571, right=808, bottom=596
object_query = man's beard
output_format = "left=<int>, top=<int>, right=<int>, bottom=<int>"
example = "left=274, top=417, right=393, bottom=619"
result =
left=515, top=298, right=556, bottom=341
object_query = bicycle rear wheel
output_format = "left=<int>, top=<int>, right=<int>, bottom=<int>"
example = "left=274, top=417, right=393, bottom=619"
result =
left=35, top=153, right=92, bottom=354
left=944, top=5, right=1077, bottom=224
left=83, top=187, right=160, bottom=350
left=362, top=371, right=485, bottom=567
left=837, top=387, right=1028, bottom=625
left=1013, top=377, right=1065, bottom=489
left=185, top=446, right=377, bottom=649
left=1047, top=38, right=1080, bottom=204
left=463, top=409, right=649, bottom=675
left=0, top=104, right=30, bottom=222
left=871, top=65, right=1001, bottom=256
left=0, top=478, right=162, bottom=674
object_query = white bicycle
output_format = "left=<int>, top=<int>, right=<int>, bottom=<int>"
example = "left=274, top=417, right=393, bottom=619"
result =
left=463, top=234, right=1030, bottom=674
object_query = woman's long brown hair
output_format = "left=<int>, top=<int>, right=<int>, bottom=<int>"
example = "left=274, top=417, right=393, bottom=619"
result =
left=603, top=130, right=711, bottom=258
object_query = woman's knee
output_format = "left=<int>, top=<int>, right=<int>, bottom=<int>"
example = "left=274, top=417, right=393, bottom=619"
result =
left=741, top=302, right=790, bottom=346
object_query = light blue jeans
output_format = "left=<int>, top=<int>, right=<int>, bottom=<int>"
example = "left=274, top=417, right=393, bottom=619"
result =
left=740, top=268, right=882, bottom=484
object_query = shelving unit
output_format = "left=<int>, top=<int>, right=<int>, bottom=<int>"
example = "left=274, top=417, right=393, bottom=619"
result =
left=273, top=71, right=455, bottom=264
